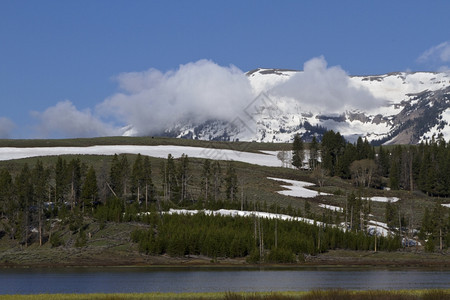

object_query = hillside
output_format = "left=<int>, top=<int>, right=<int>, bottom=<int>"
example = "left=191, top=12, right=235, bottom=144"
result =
left=0, top=136, right=449, bottom=266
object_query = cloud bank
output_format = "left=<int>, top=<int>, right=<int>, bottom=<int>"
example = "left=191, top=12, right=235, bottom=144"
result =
left=0, top=117, right=15, bottom=138
left=97, top=59, right=254, bottom=136
left=31, top=100, right=120, bottom=138
left=269, top=56, right=385, bottom=113
left=30, top=57, right=386, bottom=138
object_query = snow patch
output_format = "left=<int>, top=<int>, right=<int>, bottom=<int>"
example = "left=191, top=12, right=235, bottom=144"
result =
left=369, top=196, right=400, bottom=203
left=318, top=204, right=343, bottom=212
left=267, top=177, right=330, bottom=198
left=164, top=208, right=324, bottom=226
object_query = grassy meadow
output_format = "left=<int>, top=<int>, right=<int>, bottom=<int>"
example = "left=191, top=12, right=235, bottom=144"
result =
left=0, top=290, right=449, bottom=300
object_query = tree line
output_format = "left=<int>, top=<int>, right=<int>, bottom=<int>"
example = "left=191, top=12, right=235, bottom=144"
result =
left=293, top=130, right=450, bottom=251
left=0, top=153, right=241, bottom=247
left=131, top=211, right=401, bottom=263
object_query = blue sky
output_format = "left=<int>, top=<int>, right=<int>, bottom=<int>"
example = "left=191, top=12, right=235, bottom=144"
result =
left=1, top=0, right=450, bottom=138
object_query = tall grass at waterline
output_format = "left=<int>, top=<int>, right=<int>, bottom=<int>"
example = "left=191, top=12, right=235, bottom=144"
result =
left=0, top=290, right=448, bottom=300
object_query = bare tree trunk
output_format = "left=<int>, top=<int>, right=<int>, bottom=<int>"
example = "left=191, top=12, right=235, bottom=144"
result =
left=275, top=206, right=278, bottom=249
left=350, top=206, right=353, bottom=231
left=145, top=183, right=148, bottom=210
left=137, top=184, right=140, bottom=203
left=398, top=209, right=402, bottom=247
left=38, top=201, right=42, bottom=247
left=374, top=223, right=377, bottom=252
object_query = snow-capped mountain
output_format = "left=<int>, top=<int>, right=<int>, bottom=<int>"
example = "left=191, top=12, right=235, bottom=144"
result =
left=151, top=68, right=450, bottom=144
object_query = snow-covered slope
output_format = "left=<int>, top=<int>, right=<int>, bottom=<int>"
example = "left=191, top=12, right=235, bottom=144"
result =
left=145, top=68, right=450, bottom=144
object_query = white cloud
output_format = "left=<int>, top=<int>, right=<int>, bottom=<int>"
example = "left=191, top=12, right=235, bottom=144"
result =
left=31, top=100, right=120, bottom=138
left=0, top=117, right=15, bottom=138
left=97, top=59, right=254, bottom=136
left=417, top=41, right=450, bottom=68
left=270, top=56, right=385, bottom=113
left=30, top=57, right=388, bottom=139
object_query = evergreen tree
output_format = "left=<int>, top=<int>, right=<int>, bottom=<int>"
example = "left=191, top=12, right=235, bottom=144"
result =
left=162, top=154, right=178, bottom=202
left=110, top=154, right=130, bottom=201
left=201, top=159, right=212, bottom=203
left=377, top=145, right=390, bottom=177
left=385, top=201, right=399, bottom=230
left=0, top=169, right=13, bottom=218
left=309, top=136, right=319, bottom=170
left=142, top=156, right=153, bottom=210
left=211, top=161, right=222, bottom=202
left=178, top=154, right=189, bottom=203
left=225, top=163, right=238, bottom=201
left=321, top=130, right=346, bottom=176
left=32, top=160, right=50, bottom=246
left=292, top=133, right=304, bottom=169
left=81, top=166, right=98, bottom=213
left=55, top=157, right=68, bottom=203
left=131, top=153, right=144, bottom=202
left=15, top=164, right=33, bottom=246
left=389, top=153, right=400, bottom=190
left=67, top=158, right=82, bottom=208
left=336, top=143, right=356, bottom=178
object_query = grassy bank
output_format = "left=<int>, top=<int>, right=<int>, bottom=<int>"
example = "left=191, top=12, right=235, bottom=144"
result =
left=0, top=136, right=292, bottom=152
left=0, top=290, right=449, bottom=300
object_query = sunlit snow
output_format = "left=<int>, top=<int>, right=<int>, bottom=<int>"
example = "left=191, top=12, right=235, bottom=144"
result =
left=319, top=204, right=343, bottom=212
left=163, top=208, right=324, bottom=226
left=267, top=177, right=330, bottom=198
left=370, top=196, right=400, bottom=203
left=0, top=145, right=281, bottom=167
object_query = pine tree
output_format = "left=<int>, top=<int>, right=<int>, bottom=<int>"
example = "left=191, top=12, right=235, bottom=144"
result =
left=0, top=169, right=13, bottom=218
left=321, top=130, right=346, bottom=176
left=377, top=145, right=390, bottom=177
left=225, top=163, right=238, bottom=201
left=67, top=158, right=82, bottom=208
left=109, top=154, right=130, bottom=202
left=178, top=154, right=189, bottom=203
left=81, top=165, right=98, bottom=213
left=15, top=164, right=33, bottom=246
left=55, top=157, right=68, bottom=204
left=142, top=156, right=153, bottom=210
left=131, top=153, right=144, bottom=202
left=309, top=136, right=319, bottom=170
left=212, top=161, right=222, bottom=202
left=32, top=160, right=50, bottom=246
left=201, top=159, right=212, bottom=203
left=292, top=133, right=304, bottom=169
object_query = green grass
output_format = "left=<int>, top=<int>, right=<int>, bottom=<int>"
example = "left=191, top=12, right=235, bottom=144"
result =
left=0, top=136, right=292, bottom=152
left=0, top=290, right=448, bottom=300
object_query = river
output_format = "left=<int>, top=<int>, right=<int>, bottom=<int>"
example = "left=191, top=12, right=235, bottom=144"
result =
left=0, top=267, right=448, bottom=294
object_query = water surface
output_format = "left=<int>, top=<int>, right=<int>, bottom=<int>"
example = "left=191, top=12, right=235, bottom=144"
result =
left=0, top=267, right=448, bottom=294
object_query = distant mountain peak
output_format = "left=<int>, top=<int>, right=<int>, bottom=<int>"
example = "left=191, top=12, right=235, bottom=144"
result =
left=125, top=68, right=450, bottom=145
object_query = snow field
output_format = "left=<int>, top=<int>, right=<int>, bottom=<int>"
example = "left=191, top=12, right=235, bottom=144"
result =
left=0, top=145, right=282, bottom=167
left=267, top=177, right=330, bottom=198
left=162, top=208, right=324, bottom=226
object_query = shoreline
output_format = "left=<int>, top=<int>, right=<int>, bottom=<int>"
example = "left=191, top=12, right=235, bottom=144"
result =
left=1, top=249, right=449, bottom=269
left=0, top=290, right=450, bottom=300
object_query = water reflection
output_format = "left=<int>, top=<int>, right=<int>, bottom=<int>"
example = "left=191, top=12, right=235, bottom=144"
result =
left=0, top=267, right=448, bottom=294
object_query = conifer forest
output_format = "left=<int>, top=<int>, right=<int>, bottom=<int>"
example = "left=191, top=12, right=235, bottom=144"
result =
left=0, top=131, right=449, bottom=264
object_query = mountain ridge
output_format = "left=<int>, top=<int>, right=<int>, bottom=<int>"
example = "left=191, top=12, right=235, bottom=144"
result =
left=127, top=68, right=450, bottom=145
